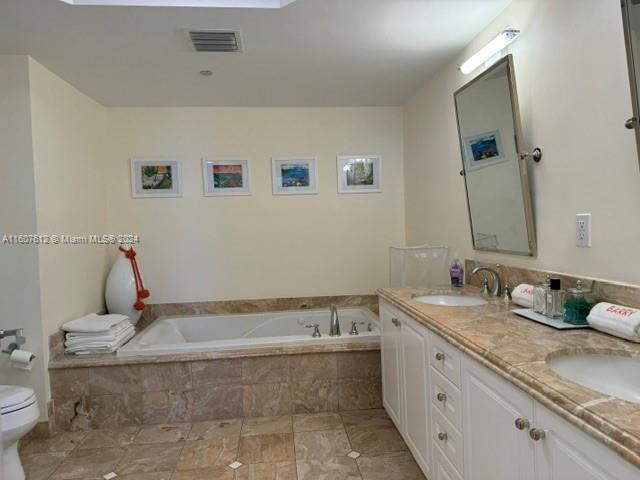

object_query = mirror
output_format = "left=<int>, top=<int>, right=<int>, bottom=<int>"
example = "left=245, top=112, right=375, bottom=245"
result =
left=454, top=55, right=536, bottom=256
left=621, top=0, right=640, bottom=166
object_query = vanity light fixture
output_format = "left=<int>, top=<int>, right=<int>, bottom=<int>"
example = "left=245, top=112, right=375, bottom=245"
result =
left=59, top=0, right=297, bottom=7
left=459, top=28, right=520, bottom=75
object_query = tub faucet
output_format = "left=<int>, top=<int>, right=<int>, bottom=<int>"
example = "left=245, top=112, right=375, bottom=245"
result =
left=471, top=266, right=502, bottom=296
left=306, top=324, right=321, bottom=338
left=329, top=305, right=341, bottom=337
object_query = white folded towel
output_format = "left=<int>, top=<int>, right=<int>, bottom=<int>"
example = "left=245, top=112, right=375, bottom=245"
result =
left=511, top=284, right=535, bottom=308
left=62, top=313, right=129, bottom=333
left=65, top=321, right=133, bottom=341
left=587, top=302, right=640, bottom=342
left=65, top=324, right=134, bottom=347
left=65, top=329, right=135, bottom=354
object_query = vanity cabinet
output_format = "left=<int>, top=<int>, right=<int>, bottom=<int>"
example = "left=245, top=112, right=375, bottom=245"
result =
left=379, top=299, right=639, bottom=480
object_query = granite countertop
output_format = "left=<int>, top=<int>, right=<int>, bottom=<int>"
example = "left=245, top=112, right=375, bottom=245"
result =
left=377, top=286, right=640, bottom=468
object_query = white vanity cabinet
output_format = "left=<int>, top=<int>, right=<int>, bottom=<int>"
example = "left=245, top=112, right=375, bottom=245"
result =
left=379, top=299, right=640, bottom=480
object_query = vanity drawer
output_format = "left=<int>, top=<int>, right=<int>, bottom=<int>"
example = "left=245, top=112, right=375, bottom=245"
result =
left=429, top=332, right=461, bottom=388
left=430, top=366, right=462, bottom=431
left=433, top=442, right=463, bottom=480
left=432, top=406, right=464, bottom=475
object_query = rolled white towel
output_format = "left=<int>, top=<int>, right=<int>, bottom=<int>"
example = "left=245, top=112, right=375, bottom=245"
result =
left=63, top=313, right=130, bottom=333
left=511, top=284, right=535, bottom=308
left=587, top=302, right=640, bottom=342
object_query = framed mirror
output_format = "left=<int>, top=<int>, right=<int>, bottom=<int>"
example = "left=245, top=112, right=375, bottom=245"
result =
left=454, top=55, right=536, bottom=256
left=621, top=0, right=640, bottom=166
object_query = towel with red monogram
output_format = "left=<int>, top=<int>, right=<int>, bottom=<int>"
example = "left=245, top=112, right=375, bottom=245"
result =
left=511, top=284, right=535, bottom=308
left=587, top=302, right=640, bottom=342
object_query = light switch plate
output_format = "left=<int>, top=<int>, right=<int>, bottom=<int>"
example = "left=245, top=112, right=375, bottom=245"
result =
left=576, top=213, right=591, bottom=247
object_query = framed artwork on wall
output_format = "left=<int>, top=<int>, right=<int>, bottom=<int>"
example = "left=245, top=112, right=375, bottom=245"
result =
left=130, top=158, right=182, bottom=198
left=271, top=157, right=318, bottom=195
left=202, top=159, right=251, bottom=196
left=336, top=155, right=382, bottom=193
left=463, top=130, right=507, bottom=172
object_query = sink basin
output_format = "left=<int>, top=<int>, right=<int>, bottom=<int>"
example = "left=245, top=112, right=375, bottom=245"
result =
left=414, top=295, right=488, bottom=307
left=548, top=355, right=640, bottom=404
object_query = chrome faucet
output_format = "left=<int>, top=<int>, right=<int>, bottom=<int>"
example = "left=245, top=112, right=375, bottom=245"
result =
left=329, top=305, right=341, bottom=336
left=471, top=266, right=502, bottom=297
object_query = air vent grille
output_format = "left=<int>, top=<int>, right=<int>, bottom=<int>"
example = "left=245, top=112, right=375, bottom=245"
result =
left=189, top=30, right=241, bottom=52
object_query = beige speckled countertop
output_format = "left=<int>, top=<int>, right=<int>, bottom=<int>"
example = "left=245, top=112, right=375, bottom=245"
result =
left=378, top=286, right=640, bottom=469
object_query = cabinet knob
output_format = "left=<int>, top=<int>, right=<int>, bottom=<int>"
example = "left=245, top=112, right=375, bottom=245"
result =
left=529, top=428, right=546, bottom=441
left=435, top=352, right=445, bottom=361
left=437, top=432, right=448, bottom=441
left=436, top=392, right=447, bottom=402
left=391, top=318, right=400, bottom=327
left=514, top=418, right=530, bottom=431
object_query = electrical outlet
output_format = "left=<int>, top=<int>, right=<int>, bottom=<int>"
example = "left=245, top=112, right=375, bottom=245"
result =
left=576, top=213, right=591, bottom=248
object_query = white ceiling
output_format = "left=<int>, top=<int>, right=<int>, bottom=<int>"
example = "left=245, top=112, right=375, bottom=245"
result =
left=0, top=0, right=512, bottom=107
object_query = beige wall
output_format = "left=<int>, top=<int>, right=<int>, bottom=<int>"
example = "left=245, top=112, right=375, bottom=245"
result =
left=0, top=55, right=47, bottom=418
left=106, top=107, right=405, bottom=303
left=404, top=0, right=640, bottom=285
left=29, top=58, right=111, bottom=338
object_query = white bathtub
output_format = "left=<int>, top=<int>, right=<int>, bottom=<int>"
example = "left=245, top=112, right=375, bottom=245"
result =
left=117, top=307, right=380, bottom=357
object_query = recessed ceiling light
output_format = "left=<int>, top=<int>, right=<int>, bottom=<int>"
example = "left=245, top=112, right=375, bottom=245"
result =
left=199, top=70, right=213, bottom=76
left=60, top=0, right=297, bottom=7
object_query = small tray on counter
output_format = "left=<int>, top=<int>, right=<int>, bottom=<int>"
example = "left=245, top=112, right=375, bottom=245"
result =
left=511, top=308, right=591, bottom=330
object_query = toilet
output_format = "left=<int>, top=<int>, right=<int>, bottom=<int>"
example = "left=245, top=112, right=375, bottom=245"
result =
left=0, top=385, right=39, bottom=480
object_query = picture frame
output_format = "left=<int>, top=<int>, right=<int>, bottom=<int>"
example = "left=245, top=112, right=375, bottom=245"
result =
left=463, top=130, right=507, bottom=172
left=336, top=155, right=382, bottom=193
left=202, top=159, right=251, bottom=196
left=130, top=158, right=182, bottom=198
left=271, top=157, right=318, bottom=195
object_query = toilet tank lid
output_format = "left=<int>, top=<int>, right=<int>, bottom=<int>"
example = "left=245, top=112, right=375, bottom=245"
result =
left=0, top=385, right=36, bottom=414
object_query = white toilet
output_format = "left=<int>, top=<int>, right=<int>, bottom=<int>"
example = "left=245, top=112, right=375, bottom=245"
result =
left=0, top=385, right=39, bottom=480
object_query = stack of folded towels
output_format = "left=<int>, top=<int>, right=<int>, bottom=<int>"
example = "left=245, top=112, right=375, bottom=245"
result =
left=62, top=313, right=135, bottom=355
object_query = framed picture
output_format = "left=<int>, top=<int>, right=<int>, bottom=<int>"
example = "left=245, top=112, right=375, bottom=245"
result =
left=130, top=158, right=181, bottom=198
left=202, top=159, right=251, bottom=196
left=271, top=157, right=318, bottom=195
left=463, top=130, right=507, bottom=172
left=337, top=155, right=382, bottom=193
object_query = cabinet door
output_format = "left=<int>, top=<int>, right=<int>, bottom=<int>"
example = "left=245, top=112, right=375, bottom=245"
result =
left=462, top=357, right=535, bottom=480
left=380, top=301, right=403, bottom=429
left=534, top=403, right=639, bottom=480
left=401, top=316, right=430, bottom=474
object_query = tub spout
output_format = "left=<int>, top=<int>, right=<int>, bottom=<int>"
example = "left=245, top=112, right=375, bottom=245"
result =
left=329, top=305, right=341, bottom=337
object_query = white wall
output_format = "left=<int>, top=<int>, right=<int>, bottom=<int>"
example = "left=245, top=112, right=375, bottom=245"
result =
left=0, top=55, right=47, bottom=418
left=106, top=107, right=406, bottom=302
left=29, top=58, right=111, bottom=338
left=404, top=0, right=640, bottom=285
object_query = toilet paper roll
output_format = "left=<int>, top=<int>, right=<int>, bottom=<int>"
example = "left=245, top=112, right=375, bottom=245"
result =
left=10, top=349, right=35, bottom=370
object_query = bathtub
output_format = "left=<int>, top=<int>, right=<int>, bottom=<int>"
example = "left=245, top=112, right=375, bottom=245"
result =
left=117, top=307, right=380, bottom=357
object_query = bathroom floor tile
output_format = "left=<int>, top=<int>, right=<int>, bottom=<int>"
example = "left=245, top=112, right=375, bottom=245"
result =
left=340, top=409, right=393, bottom=429
left=22, top=452, right=68, bottom=480
left=292, top=412, right=344, bottom=432
left=296, top=457, right=362, bottom=480
left=357, top=452, right=426, bottom=480
left=294, top=429, right=352, bottom=460
left=77, top=427, right=140, bottom=449
left=188, top=418, right=243, bottom=440
left=116, top=472, right=173, bottom=480
left=20, top=431, right=88, bottom=454
left=171, top=466, right=235, bottom=480
left=241, top=415, right=293, bottom=436
left=49, top=447, right=125, bottom=479
left=115, top=442, right=183, bottom=475
left=235, top=461, right=298, bottom=480
left=346, top=426, right=407, bottom=456
left=176, top=437, right=240, bottom=470
left=237, top=433, right=295, bottom=464
left=134, top=423, right=192, bottom=444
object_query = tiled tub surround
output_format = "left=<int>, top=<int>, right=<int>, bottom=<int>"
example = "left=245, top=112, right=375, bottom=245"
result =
left=19, top=410, right=426, bottom=480
left=378, top=286, right=640, bottom=469
left=49, top=351, right=382, bottom=433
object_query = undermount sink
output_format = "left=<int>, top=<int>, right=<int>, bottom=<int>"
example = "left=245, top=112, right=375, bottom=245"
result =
left=548, top=354, right=640, bottom=404
left=414, top=295, right=488, bottom=307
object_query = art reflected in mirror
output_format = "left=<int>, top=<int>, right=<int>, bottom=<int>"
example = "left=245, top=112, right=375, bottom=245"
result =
left=454, top=54, right=536, bottom=256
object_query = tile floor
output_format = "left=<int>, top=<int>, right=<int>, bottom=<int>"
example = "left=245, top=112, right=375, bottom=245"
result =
left=20, top=409, right=426, bottom=480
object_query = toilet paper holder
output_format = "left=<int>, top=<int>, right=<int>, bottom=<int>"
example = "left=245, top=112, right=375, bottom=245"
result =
left=0, top=328, right=27, bottom=355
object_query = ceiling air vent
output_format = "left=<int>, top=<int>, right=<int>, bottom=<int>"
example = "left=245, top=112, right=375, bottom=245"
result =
left=189, top=30, right=241, bottom=53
